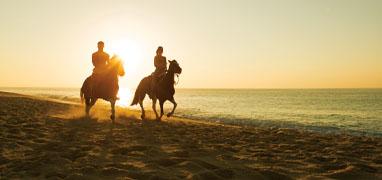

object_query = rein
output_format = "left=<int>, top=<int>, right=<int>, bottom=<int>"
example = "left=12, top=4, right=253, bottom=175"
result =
left=174, top=74, right=180, bottom=86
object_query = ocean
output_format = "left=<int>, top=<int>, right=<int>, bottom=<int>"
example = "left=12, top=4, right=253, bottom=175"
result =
left=1, top=87, right=381, bottom=136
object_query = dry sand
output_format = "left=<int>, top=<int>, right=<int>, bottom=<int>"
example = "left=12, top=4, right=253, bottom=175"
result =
left=1, top=91, right=382, bottom=179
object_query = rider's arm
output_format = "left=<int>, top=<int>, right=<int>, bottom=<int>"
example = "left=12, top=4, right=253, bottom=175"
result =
left=92, top=53, right=97, bottom=67
left=163, top=56, right=167, bottom=67
left=154, top=56, right=160, bottom=68
left=106, top=53, right=110, bottom=64
left=162, top=56, right=167, bottom=70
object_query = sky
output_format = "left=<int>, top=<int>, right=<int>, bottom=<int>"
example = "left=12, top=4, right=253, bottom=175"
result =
left=0, top=0, right=381, bottom=89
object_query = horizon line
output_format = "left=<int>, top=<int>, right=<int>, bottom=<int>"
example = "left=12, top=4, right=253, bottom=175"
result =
left=1, top=86, right=382, bottom=90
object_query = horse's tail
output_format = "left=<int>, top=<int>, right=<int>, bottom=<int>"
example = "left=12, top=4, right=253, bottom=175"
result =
left=80, top=76, right=91, bottom=104
left=131, top=77, right=150, bottom=106
left=80, top=88, right=84, bottom=104
left=131, top=89, right=140, bottom=106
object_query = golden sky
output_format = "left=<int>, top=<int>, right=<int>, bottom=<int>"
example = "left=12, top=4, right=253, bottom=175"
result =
left=0, top=0, right=381, bottom=88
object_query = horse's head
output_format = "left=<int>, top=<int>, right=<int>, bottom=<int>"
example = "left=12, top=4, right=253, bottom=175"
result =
left=168, top=60, right=182, bottom=75
left=109, top=55, right=125, bottom=76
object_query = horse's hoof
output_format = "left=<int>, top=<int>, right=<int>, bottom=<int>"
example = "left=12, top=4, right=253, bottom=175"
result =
left=167, top=113, right=173, bottom=117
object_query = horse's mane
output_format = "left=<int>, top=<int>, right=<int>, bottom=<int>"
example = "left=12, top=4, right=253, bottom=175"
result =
left=109, top=55, right=121, bottom=66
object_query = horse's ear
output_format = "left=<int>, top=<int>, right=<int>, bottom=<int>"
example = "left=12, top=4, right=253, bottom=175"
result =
left=168, top=60, right=172, bottom=63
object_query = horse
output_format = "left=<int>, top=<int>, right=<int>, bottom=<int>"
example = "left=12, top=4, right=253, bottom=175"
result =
left=131, top=60, right=182, bottom=121
left=80, top=56, right=125, bottom=123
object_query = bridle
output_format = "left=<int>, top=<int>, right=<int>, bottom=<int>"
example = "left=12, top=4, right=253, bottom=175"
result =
left=174, top=74, right=180, bottom=86
left=168, top=61, right=181, bottom=86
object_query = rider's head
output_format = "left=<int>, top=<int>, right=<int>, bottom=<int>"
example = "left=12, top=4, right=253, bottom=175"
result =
left=97, top=41, right=104, bottom=51
left=156, top=46, right=163, bottom=56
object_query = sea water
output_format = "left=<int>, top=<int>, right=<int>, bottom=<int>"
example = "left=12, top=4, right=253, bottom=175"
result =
left=1, top=87, right=381, bottom=136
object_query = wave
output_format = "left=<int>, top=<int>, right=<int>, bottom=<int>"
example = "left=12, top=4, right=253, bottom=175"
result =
left=24, top=93, right=382, bottom=136
left=174, top=109, right=382, bottom=137
left=1, top=88, right=381, bottom=137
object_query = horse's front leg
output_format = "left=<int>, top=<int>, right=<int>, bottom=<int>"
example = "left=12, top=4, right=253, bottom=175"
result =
left=110, top=100, right=116, bottom=123
left=159, top=100, right=165, bottom=120
left=152, top=98, right=159, bottom=120
left=167, top=98, right=177, bottom=117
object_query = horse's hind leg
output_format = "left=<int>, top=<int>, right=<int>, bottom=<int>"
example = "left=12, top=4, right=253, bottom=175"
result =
left=86, top=98, right=97, bottom=117
left=85, top=97, right=91, bottom=116
left=139, top=100, right=145, bottom=120
left=167, top=98, right=177, bottom=117
left=110, top=100, right=116, bottom=123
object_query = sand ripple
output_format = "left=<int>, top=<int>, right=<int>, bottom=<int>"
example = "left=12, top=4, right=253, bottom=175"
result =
left=1, top=92, right=382, bottom=179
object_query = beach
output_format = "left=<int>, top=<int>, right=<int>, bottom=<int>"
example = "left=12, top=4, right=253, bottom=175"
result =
left=1, top=91, right=382, bottom=179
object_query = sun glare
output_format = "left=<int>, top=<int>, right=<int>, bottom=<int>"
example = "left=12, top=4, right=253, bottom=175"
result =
left=106, top=38, right=143, bottom=107
left=116, top=87, right=132, bottom=107
left=108, top=38, right=142, bottom=75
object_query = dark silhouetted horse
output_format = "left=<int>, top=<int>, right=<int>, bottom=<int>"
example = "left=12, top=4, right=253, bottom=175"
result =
left=131, top=60, right=182, bottom=120
left=80, top=56, right=125, bottom=123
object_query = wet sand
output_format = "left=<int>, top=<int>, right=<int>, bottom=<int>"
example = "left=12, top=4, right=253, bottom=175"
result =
left=1, top=91, right=382, bottom=179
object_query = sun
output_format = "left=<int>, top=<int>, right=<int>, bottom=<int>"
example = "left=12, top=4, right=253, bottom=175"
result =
left=107, top=38, right=142, bottom=72
left=116, top=87, right=133, bottom=107
left=107, top=38, right=143, bottom=107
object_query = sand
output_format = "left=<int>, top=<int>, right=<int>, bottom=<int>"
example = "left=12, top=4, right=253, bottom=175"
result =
left=1, top=91, right=382, bottom=179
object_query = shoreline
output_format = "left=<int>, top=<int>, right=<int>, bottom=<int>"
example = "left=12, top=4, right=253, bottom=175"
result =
left=1, top=89, right=381, bottom=138
left=1, top=91, right=382, bottom=179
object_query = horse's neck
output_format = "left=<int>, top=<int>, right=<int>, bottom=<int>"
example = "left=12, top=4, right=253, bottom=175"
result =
left=107, top=64, right=119, bottom=76
left=102, top=66, right=118, bottom=81
left=163, top=71, right=175, bottom=87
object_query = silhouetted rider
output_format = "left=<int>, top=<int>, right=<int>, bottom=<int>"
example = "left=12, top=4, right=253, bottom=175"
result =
left=151, top=46, right=167, bottom=92
left=92, top=41, right=110, bottom=74
left=91, top=41, right=110, bottom=92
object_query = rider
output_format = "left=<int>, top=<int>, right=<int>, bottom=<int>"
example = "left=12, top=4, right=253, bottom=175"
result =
left=92, top=41, right=110, bottom=73
left=91, top=41, right=110, bottom=89
left=151, top=46, right=167, bottom=93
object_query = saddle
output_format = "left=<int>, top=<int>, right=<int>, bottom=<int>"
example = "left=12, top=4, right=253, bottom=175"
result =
left=148, top=73, right=165, bottom=97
